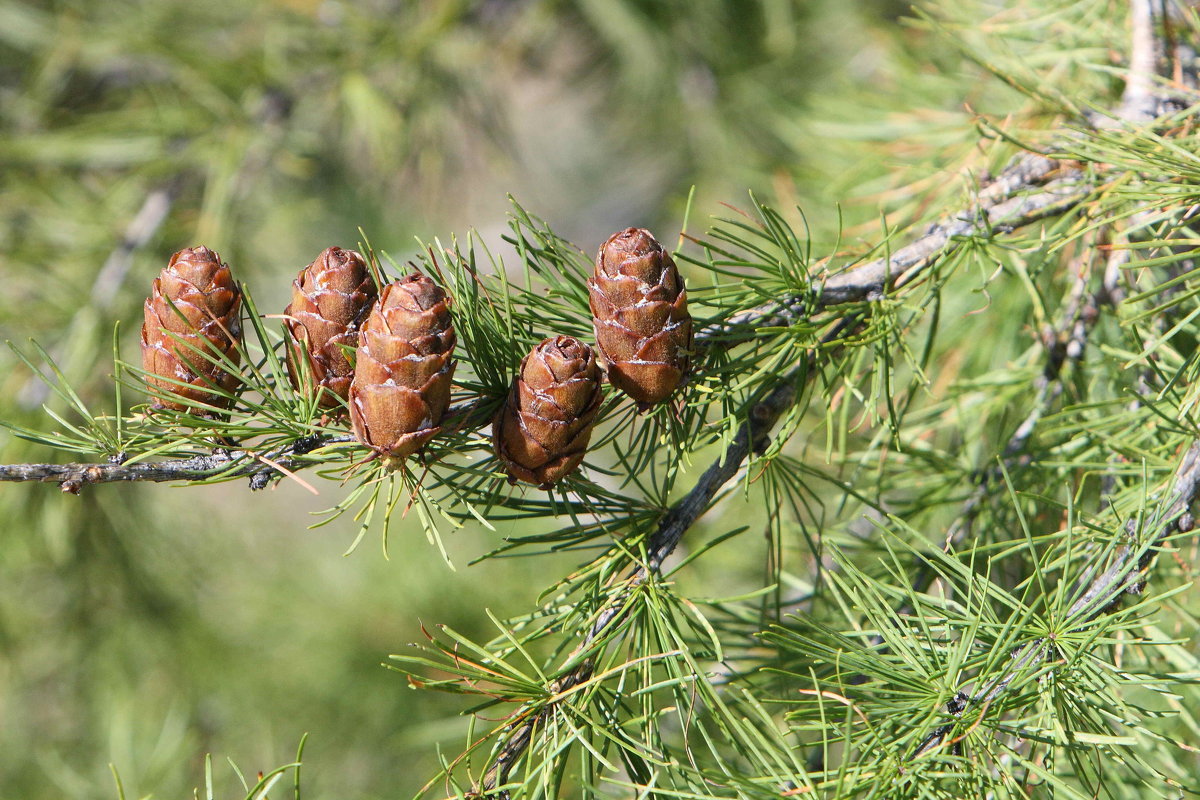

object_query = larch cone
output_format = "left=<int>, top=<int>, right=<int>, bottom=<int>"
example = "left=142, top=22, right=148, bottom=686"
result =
left=349, top=274, right=456, bottom=461
left=493, top=335, right=603, bottom=488
left=141, top=246, right=242, bottom=413
left=588, top=228, right=692, bottom=407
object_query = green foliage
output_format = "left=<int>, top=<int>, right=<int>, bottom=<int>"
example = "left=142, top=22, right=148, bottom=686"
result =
left=5, top=0, right=1200, bottom=798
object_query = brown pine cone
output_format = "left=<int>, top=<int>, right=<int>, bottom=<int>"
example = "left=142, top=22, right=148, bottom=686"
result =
left=284, top=247, right=378, bottom=408
left=493, top=336, right=603, bottom=488
left=588, top=227, right=692, bottom=407
left=349, top=274, right=455, bottom=460
left=141, top=246, right=242, bottom=412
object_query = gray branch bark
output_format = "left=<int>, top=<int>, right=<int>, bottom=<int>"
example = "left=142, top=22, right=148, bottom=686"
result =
left=704, top=0, right=1167, bottom=346
left=700, top=155, right=1086, bottom=341
left=480, top=317, right=859, bottom=794
left=0, top=434, right=352, bottom=493
left=914, top=440, right=1200, bottom=758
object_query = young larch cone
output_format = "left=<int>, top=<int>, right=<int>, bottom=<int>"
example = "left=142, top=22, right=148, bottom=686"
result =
left=141, top=246, right=242, bottom=412
left=284, top=246, right=378, bottom=408
left=349, top=274, right=455, bottom=460
left=493, top=336, right=603, bottom=488
left=588, top=227, right=692, bottom=407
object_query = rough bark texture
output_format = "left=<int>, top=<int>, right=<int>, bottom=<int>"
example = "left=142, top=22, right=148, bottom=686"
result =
left=140, top=246, right=242, bottom=412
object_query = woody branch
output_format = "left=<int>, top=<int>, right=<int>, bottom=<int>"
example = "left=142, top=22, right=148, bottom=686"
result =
left=2, top=154, right=1094, bottom=494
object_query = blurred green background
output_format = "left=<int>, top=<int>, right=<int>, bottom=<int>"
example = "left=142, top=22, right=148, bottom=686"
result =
left=0, top=0, right=1006, bottom=796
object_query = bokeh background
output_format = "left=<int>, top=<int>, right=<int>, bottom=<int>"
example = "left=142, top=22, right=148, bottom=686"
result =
left=0, top=1, right=1017, bottom=797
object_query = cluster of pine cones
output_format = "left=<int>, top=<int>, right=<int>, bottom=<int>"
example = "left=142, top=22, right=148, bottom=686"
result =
left=140, top=228, right=693, bottom=488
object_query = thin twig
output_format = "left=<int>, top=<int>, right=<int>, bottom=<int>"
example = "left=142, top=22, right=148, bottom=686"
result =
left=913, top=439, right=1200, bottom=758
left=942, top=253, right=1099, bottom=550
left=19, top=183, right=179, bottom=410
left=91, top=183, right=180, bottom=308
left=1116, top=0, right=1161, bottom=124
left=0, top=434, right=353, bottom=494
left=700, top=155, right=1086, bottom=341
left=479, top=317, right=859, bottom=795
left=0, top=394, right=495, bottom=493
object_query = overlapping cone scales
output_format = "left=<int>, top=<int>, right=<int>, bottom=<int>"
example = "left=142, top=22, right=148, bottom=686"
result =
left=588, top=227, right=692, bottom=405
left=285, top=247, right=377, bottom=407
left=349, top=274, right=455, bottom=459
left=141, top=246, right=242, bottom=412
left=494, top=336, right=603, bottom=487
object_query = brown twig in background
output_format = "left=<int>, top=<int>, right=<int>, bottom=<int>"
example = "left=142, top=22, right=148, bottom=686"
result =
left=1114, top=0, right=1161, bottom=124
left=19, top=182, right=180, bottom=411
left=940, top=250, right=1099, bottom=552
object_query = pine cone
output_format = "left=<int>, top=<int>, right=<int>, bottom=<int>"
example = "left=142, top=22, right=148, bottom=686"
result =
left=284, top=247, right=378, bottom=408
left=349, top=274, right=455, bottom=460
left=141, top=246, right=242, bottom=412
left=493, top=336, right=603, bottom=488
left=588, top=227, right=692, bottom=407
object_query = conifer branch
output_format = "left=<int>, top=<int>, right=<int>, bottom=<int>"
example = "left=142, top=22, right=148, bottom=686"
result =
left=941, top=252, right=1100, bottom=551
left=480, top=316, right=859, bottom=795
left=0, top=434, right=353, bottom=494
left=702, top=155, right=1086, bottom=340
left=0, top=396, right=498, bottom=493
left=3, top=52, right=1171, bottom=496
left=0, top=155, right=1089, bottom=496
left=913, top=439, right=1200, bottom=759
left=910, top=9, right=1181, bottom=755
left=6, top=0, right=1198, bottom=796
left=904, top=0, right=1173, bottom=585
